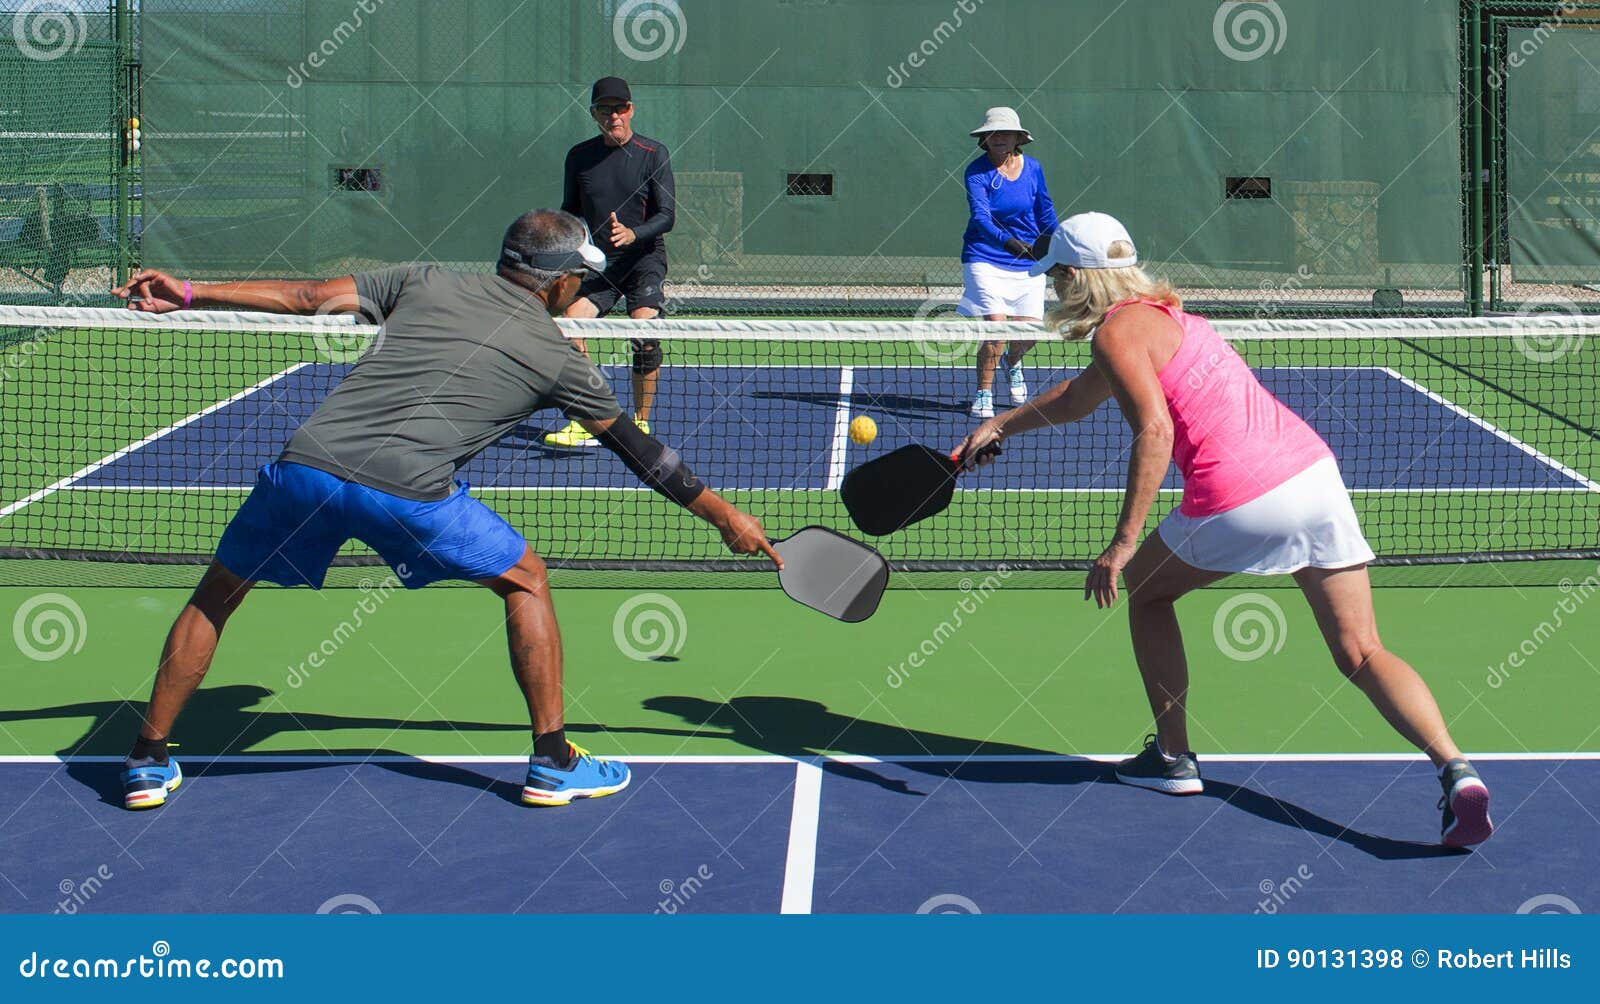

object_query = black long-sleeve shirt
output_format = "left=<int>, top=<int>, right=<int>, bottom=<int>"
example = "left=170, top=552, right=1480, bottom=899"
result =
left=561, top=132, right=676, bottom=258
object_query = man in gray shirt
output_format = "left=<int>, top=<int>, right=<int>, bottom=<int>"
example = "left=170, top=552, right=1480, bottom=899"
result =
left=110, top=209, right=778, bottom=811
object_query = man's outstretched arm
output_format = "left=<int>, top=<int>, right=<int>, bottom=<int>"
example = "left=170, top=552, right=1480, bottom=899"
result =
left=115, top=269, right=363, bottom=316
left=580, top=414, right=781, bottom=567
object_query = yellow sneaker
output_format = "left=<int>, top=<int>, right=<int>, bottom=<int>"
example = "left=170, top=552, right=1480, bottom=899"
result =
left=636, top=418, right=651, bottom=436
left=544, top=419, right=597, bottom=449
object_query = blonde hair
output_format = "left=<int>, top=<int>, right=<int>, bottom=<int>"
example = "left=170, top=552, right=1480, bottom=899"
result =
left=1045, top=241, right=1181, bottom=341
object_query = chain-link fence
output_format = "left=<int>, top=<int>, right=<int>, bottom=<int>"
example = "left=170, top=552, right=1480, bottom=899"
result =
left=1481, top=2, right=1600, bottom=314
left=123, top=0, right=1470, bottom=317
left=0, top=1, right=130, bottom=306
left=4, top=2, right=1598, bottom=317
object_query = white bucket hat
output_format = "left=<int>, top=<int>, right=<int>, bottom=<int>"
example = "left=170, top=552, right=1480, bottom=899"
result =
left=1028, top=212, right=1139, bottom=276
left=969, top=106, right=1032, bottom=145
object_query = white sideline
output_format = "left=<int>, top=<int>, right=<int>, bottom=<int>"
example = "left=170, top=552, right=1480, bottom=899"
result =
left=780, top=761, right=824, bottom=915
left=1379, top=366, right=1600, bottom=493
left=0, top=363, right=310, bottom=519
left=4, top=753, right=1596, bottom=764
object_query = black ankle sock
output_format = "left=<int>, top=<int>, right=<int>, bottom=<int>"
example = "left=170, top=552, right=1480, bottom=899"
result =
left=127, top=735, right=169, bottom=766
left=533, top=729, right=571, bottom=766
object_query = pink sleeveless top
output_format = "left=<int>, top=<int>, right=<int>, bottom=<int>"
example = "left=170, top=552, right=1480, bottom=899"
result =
left=1104, top=299, right=1333, bottom=517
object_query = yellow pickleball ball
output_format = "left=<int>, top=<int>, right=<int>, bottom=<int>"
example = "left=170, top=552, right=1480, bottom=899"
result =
left=128, top=117, right=139, bottom=129
left=849, top=415, right=877, bottom=445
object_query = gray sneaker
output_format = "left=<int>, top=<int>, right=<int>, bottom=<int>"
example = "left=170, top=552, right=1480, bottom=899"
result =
left=1438, top=758, right=1493, bottom=848
left=1114, top=734, right=1203, bottom=795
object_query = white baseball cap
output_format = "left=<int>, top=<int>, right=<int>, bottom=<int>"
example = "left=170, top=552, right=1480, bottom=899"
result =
left=1028, top=212, right=1139, bottom=276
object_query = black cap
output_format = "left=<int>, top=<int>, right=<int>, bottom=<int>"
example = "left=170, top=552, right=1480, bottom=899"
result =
left=591, top=76, right=631, bottom=106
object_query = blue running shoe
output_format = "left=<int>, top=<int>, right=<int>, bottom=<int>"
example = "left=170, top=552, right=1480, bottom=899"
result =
left=998, top=356, right=1028, bottom=405
left=121, top=759, right=182, bottom=810
left=522, top=743, right=631, bottom=807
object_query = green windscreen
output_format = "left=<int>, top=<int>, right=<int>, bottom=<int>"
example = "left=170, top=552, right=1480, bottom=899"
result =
left=1505, top=24, right=1600, bottom=285
left=140, top=0, right=1466, bottom=313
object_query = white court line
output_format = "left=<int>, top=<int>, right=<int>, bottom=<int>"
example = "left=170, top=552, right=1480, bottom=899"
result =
left=824, top=366, right=854, bottom=491
left=4, top=753, right=1596, bottom=765
left=0, top=363, right=311, bottom=520
left=780, top=761, right=824, bottom=915
left=1378, top=366, right=1600, bottom=493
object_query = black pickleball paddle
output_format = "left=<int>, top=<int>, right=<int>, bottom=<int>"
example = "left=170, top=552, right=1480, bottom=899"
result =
left=839, top=443, right=1000, bottom=537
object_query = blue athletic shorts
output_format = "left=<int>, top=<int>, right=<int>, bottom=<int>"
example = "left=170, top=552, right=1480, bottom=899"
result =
left=216, top=462, right=527, bottom=589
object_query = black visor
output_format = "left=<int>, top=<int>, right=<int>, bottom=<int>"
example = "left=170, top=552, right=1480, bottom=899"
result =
left=500, top=228, right=606, bottom=276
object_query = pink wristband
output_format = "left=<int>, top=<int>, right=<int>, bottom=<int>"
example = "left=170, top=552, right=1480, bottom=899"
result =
left=181, top=280, right=193, bottom=309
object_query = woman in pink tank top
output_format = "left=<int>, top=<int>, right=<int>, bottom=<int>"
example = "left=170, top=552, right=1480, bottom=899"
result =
left=952, top=213, right=1491, bottom=847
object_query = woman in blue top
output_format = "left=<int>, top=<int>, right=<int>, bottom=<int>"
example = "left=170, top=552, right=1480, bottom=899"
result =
left=959, top=107, right=1058, bottom=418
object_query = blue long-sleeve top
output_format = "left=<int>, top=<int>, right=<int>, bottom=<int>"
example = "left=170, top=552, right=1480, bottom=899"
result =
left=961, top=154, right=1057, bottom=270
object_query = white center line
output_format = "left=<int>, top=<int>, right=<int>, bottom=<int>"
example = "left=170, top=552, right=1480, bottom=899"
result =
left=825, top=366, right=855, bottom=491
left=780, top=760, right=824, bottom=915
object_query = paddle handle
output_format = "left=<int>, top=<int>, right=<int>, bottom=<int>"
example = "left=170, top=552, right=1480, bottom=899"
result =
left=951, top=442, right=1002, bottom=472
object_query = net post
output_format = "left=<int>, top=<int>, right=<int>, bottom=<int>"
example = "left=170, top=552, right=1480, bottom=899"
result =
left=1467, top=0, right=1486, bottom=317
left=113, top=0, right=133, bottom=289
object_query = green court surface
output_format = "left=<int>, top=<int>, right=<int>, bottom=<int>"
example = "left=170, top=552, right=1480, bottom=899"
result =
left=4, top=581, right=1598, bottom=760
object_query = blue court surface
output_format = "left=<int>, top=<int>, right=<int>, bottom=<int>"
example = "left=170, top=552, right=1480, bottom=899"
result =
left=0, top=756, right=1592, bottom=914
left=67, top=363, right=1593, bottom=493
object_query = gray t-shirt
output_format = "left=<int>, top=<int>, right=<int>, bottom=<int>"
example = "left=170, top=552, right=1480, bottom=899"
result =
left=279, top=266, right=621, bottom=500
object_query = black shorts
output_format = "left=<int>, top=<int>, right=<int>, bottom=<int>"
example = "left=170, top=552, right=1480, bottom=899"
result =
left=579, top=251, right=667, bottom=317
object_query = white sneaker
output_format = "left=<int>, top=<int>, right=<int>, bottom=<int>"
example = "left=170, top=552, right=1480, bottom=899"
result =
left=970, top=389, right=994, bottom=419
left=999, top=357, right=1028, bottom=405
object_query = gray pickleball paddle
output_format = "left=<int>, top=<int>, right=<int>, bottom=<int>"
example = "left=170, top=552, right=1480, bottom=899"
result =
left=770, top=526, right=888, bottom=622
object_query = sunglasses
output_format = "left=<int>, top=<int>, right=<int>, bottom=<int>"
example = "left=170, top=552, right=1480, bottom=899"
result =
left=592, top=103, right=632, bottom=117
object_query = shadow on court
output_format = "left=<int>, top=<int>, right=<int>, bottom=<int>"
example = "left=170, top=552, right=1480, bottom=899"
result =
left=1, top=684, right=535, bottom=808
left=750, top=389, right=966, bottom=419
left=626, top=695, right=1454, bottom=861
left=10, top=688, right=1454, bottom=860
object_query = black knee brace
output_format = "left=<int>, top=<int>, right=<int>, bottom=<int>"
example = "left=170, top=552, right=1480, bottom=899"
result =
left=631, top=339, right=663, bottom=375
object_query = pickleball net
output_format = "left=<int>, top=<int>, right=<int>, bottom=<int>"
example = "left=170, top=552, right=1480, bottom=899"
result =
left=2, top=306, right=1597, bottom=587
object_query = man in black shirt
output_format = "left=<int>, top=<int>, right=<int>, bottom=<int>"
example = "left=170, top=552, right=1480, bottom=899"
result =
left=546, top=76, right=678, bottom=449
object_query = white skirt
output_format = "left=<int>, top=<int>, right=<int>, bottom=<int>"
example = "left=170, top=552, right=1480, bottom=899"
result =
left=958, top=261, right=1046, bottom=319
left=1157, top=457, right=1376, bottom=575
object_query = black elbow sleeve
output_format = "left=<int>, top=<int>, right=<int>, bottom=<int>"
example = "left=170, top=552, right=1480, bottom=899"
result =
left=595, top=415, right=706, bottom=508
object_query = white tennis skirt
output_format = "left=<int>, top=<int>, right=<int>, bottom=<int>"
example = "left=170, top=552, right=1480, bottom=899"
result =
left=958, top=261, right=1046, bottom=319
left=1157, top=457, right=1376, bottom=576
